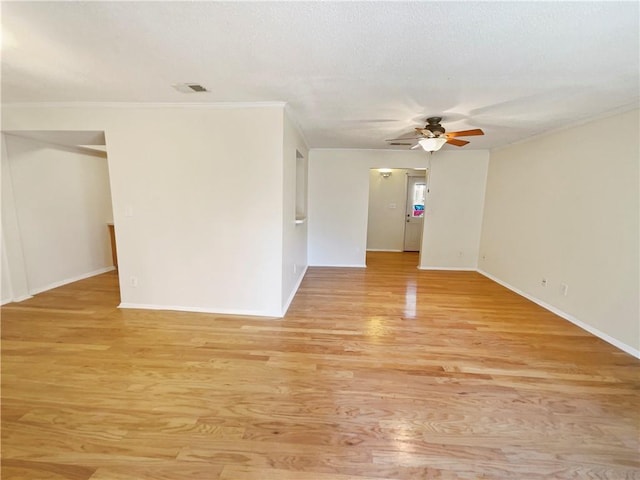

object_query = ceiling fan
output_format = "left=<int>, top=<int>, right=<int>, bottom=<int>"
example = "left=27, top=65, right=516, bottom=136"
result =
left=386, top=116, right=484, bottom=151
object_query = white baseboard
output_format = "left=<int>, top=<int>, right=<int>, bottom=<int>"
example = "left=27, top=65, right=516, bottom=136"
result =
left=477, top=269, right=640, bottom=359
left=418, top=266, right=477, bottom=271
left=308, top=264, right=367, bottom=268
left=118, top=302, right=278, bottom=318
left=120, top=267, right=311, bottom=319
left=29, top=266, right=116, bottom=296
left=366, top=249, right=403, bottom=252
left=1, top=294, right=33, bottom=305
left=281, top=265, right=309, bottom=316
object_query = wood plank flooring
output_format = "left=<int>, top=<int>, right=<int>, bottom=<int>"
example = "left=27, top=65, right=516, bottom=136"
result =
left=2, top=252, right=639, bottom=479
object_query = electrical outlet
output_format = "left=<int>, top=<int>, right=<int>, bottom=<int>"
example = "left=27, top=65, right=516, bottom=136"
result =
left=560, top=283, right=569, bottom=296
left=541, top=278, right=547, bottom=287
left=130, top=276, right=138, bottom=287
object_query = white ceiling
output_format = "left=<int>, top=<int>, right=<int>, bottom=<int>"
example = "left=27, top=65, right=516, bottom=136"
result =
left=2, top=1, right=638, bottom=150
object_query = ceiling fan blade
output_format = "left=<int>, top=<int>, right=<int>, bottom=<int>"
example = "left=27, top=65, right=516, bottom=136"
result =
left=446, top=138, right=469, bottom=147
left=410, top=143, right=421, bottom=150
left=446, top=129, right=484, bottom=138
left=389, top=142, right=413, bottom=146
left=386, top=136, right=421, bottom=142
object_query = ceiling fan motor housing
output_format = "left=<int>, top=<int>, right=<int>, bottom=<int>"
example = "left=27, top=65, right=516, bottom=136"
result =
left=425, top=116, right=445, bottom=136
left=426, top=125, right=445, bottom=136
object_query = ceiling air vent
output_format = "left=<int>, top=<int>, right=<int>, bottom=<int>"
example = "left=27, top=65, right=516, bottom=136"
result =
left=172, top=83, right=209, bottom=93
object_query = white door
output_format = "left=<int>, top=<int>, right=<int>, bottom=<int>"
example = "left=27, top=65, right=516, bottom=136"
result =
left=403, top=175, right=426, bottom=251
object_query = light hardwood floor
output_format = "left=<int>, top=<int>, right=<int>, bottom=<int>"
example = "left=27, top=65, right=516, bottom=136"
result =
left=2, top=252, right=639, bottom=479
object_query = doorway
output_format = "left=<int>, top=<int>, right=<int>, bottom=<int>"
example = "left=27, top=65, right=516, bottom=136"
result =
left=366, top=168, right=428, bottom=264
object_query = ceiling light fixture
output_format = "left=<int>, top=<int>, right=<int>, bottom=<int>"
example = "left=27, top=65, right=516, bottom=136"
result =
left=379, top=168, right=392, bottom=178
left=418, top=137, right=447, bottom=152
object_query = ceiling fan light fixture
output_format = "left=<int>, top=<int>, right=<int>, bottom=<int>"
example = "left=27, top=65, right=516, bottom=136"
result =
left=418, top=137, right=447, bottom=152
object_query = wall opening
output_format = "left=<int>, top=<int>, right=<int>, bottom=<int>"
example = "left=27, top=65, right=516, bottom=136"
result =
left=366, top=168, right=428, bottom=266
left=1, top=130, right=120, bottom=305
left=295, top=150, right=307, bottom=221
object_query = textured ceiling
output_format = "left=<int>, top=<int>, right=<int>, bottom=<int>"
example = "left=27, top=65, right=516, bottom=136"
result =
left=2, top=1, right=638, bottom=150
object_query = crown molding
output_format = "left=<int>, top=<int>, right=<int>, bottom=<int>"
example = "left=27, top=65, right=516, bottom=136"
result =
left=1, top=101, right=288, bottom=109
left=283, top=103, right=310, bottom=151
left=491, top=101, right=640, bottom=153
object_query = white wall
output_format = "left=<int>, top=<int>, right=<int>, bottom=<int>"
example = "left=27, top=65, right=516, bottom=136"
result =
left=479, top=108, right=640, bottom=354
left=1, top=232, right=13, bottom=304
left=420, top=151, right=489, bottom=269
left=367, top=168, right=410, bottom=251
left=2, top=104, right=288, bottom=316
left=1, top=134, right=31, bottom=303
left=281, top=109, right=309, bottom=312
left=308, top=149, right=488, bottom=268
left=2, top=134, right=114, bottom=296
